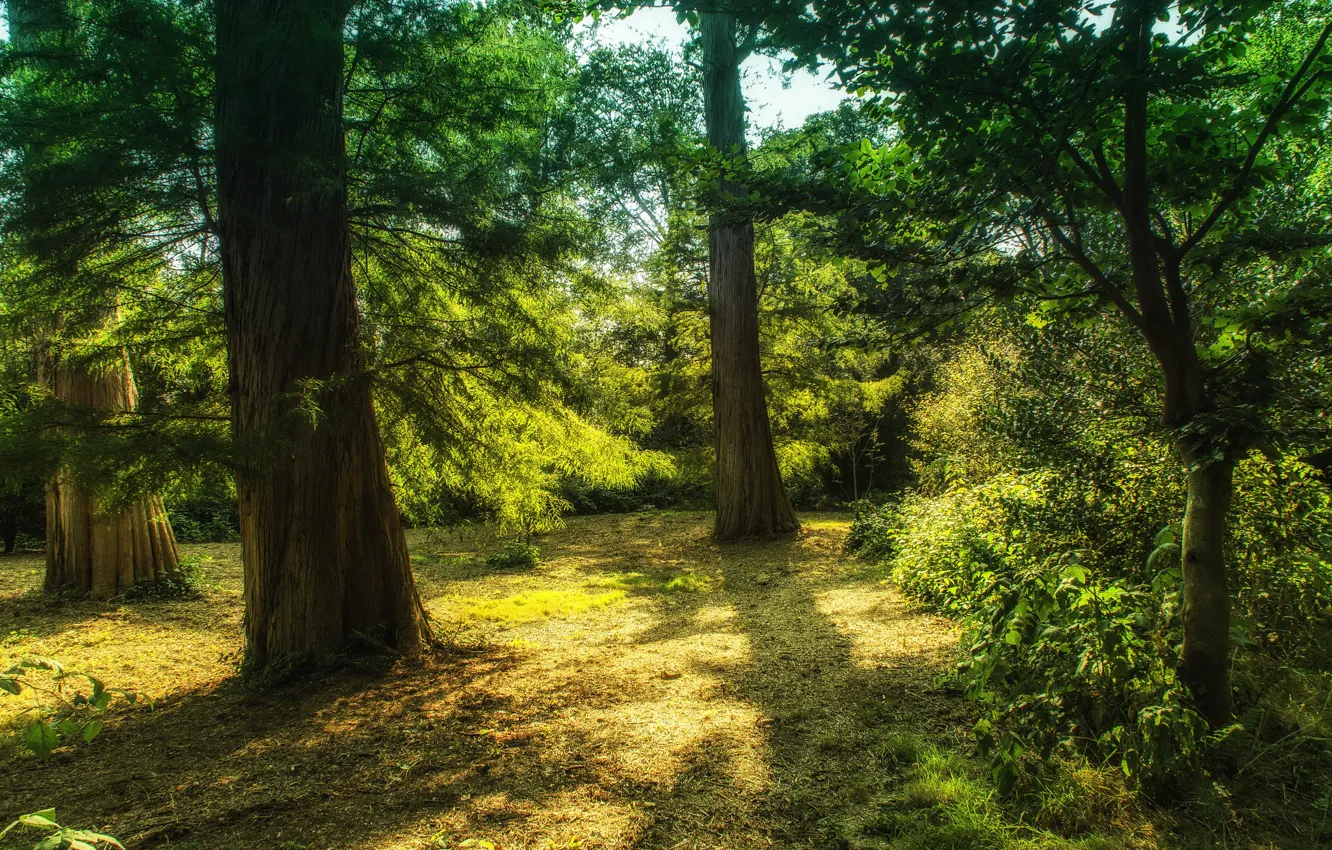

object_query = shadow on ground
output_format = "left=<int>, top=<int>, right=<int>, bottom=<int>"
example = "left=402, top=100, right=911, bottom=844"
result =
left=0, top=513, right=969, bottom=850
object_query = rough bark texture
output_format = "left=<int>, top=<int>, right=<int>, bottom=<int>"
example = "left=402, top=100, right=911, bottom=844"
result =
left=702, top=11, right=799, bottom=541
left=215, top=0, right=428, bottom=669
left=38, top=350, right=182, bottom=597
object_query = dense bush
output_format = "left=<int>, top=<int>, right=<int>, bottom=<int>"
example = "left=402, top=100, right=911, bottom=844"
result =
left=558, top=470, right=708, bottom=514
left=166, top=489, right=240, bottom=543
left=119, top=556, right=208, bottom=601
left=486, top=539, right=541, bottom=571
left=848, top=319, right=1332, bottom=806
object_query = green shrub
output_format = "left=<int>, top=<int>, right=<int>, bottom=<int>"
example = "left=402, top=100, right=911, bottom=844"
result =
left=0, top=658, right=144, bottom=760
left=119, top=555, right=208, bottom=601
left=166, top=490, right=240, bottom=543
left=486, top=539, right=540, bottom=571
left=848, top=321, right=1332, bottom=802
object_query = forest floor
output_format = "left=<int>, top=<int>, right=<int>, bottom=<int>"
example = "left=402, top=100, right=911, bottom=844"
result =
left=0, top=513, right=1155, bottom=850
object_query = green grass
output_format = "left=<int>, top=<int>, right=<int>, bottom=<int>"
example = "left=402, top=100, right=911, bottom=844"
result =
left=587, top=570, right=714, bottom=594
left=838, top=734, right=1135, bottom=850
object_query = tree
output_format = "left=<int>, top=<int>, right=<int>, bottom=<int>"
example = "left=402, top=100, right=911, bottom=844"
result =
left=214, top=0, right=428, bottom=667
left=779, top=0, right=1332, bottom=724
left=700, top=9, right=798, bottom=539
left=4, top=0, right=182, bottom=597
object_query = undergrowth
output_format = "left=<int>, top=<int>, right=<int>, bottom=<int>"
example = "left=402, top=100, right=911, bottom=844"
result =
left=845, top=325, right=1332, bottom=847
left=119, top=556, right=208, bottom=601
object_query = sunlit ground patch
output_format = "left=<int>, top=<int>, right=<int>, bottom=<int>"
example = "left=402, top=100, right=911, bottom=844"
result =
left=433, top=588, right=627, bottom=626
left=815, top=586, right=959, bottom=668
left=587, top=569, right=715, bottom=594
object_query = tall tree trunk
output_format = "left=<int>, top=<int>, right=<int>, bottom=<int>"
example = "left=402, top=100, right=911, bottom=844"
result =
left=215, top=0, right=428, bottom=670
left=701, top=11, right=799, bottom=541
left=1121, top=5, right=1233, bottom=724
left=39, top=348, right=182, bottom=597
left=7, top=0, right=181, bottom=596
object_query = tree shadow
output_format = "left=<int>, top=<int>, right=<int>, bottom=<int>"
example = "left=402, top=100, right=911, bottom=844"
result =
left=703, top=530, right=971, bottom=844
left=0, top=513, right=971, bottom=850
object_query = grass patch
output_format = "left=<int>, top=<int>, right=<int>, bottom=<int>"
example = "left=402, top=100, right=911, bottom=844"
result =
left=441, top=588, right=626, bottom=625
left=841, top=735, right=1132, bottom=850
left=588, top=570, right=714, bottom=594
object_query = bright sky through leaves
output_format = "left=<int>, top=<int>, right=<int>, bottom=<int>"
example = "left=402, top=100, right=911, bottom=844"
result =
left=581, top=6, right=847, bottom=135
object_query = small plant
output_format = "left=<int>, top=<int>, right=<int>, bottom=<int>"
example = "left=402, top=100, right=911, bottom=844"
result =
left=0, top=658, right=144, bottom=759
left=119, top=555, right=208, bottom=601
left=1, top=809, right=122, bottom=850
left=486, top=539, right=540, bottom=571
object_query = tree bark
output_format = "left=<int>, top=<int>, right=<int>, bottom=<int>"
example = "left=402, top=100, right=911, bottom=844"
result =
left=1, top=515, right=16, bottom=555
left=1119, top=4, right=1233, bottom=725
left=701, top=11, right=799, bottom=541
left=1178, top=447, right=1235, bottom=727
left=38, top=349, right=182, bottom=597
left=6, top=0, right=182, bottom=596
left=215, top=0, right=429, bottom=670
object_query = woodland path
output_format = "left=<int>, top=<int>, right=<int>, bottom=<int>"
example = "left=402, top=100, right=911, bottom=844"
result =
left=0, top=512, right=970, bottom=850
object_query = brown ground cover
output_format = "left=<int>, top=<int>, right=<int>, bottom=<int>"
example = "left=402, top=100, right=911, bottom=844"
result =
left=0, top=512, right=971, bottom=849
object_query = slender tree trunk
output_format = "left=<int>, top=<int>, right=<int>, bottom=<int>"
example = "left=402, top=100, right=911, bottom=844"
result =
left=1118, top=4, right=1234, bottom=725
left=1, top=515, right=16, bottom=555
left=215, top=0, right=428, bottom=670
left=1179, top=446, right=1235, bottom=726
left=701, top=11, right=799, bottom=541
left=38, top=350, right=182, bottom=597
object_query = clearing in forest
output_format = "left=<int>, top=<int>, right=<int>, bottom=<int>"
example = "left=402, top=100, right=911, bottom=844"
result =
left=1, top=513, right=1031, bottom=849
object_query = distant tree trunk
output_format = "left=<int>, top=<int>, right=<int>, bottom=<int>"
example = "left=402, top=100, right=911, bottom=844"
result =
left=701, top=11, right=799, bottom=541
left=6, top=0, right=181, bottom=596
left=215, top=0, right=429, bottom=669
left=1, top=514, right=16, bottom=555
left=38, top=349, right=182, bottom=597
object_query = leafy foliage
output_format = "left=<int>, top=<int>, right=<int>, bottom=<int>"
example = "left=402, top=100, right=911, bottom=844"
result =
left=486, top=539, right=542, bottom=571
left=0, top=809, right=122, bottom=850
left=0, top=658, right=144, bottom=760
left=848, top=315, right=1332, bottom=813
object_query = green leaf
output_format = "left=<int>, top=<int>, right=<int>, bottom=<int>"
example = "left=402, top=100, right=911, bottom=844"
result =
left=81, top=719, right=105, bottom=743
left=0, top=677, right=20, bottom=695
left=18, top=812, right=59, bottom=829
left=1153, top=524, right=1178, bottom=547
left=67, top=831, right=123, bottom=850
left=24, top=721, right=60, bottom=760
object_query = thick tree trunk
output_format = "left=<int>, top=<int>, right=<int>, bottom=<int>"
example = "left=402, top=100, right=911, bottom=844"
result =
left=215, top=0, right=428, bottom=670
left=37, top=336, right=182, bottom=598
left=701, top=11, right=799, bottom=541
left=7, top=0, right=181, bottom=597
left=1178, top=448, right=1235, bottom=727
